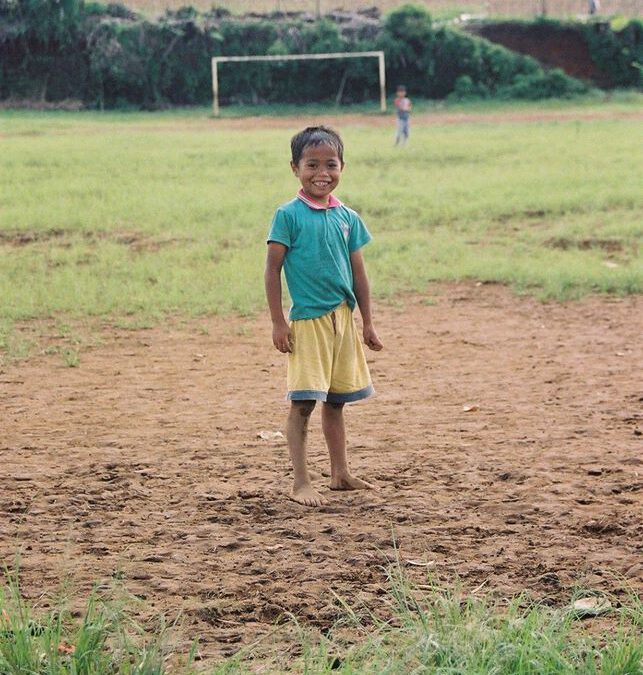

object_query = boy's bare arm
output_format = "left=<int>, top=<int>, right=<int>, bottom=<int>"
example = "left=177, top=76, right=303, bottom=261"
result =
left=265, top=242, right=292, bottom=353
left=350, top=250, right=383, bottom=351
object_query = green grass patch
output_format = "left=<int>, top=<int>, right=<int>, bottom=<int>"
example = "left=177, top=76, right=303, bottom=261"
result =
left=0, top=566, right=195, bottom=673
left=1, top=99, right=641, bottom=355
left=269, top=565, right=643, bottom=674
left=2, top=563, right=640, bottom=674
left=0, top=319, right=33, bottom=362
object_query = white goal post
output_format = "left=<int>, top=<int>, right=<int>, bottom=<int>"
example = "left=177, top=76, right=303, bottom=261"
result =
left=211, top=51, right=386, bottom=116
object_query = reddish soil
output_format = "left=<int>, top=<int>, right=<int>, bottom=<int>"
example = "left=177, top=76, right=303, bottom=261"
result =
left=3, top=108, right=642, bottom=142
left=1, top=283, right=641, bottom=664
left=468, top=22, right=611, bottom=86
left=211, top=108, right=643, bottom=129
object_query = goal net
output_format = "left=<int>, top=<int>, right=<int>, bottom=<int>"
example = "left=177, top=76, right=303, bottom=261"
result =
left=211, top=51, right=386, bottom=115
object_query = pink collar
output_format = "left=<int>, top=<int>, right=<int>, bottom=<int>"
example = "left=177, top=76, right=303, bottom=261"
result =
left=297, top=188, right=342, bottom=210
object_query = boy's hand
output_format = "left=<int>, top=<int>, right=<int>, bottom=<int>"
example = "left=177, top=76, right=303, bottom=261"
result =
left=363, top=324, right=383, bottom=351
left=272, top=320, right=293, bottom=353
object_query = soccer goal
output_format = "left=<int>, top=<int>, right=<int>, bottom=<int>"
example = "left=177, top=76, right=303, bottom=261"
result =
left=211, top=51, right=386, bottom=116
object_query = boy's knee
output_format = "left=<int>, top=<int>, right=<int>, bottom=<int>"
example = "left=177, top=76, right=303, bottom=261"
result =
left=292, top=400, right=316, bottom=417
left=326, top=401, right=344, bottom=410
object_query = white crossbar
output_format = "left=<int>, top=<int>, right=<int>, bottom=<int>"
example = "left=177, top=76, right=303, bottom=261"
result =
left=211, top=51, right=386, bottom=115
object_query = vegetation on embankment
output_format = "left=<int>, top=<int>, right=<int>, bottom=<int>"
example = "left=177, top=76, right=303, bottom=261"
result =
left=4, top=3, right=636, bottom=109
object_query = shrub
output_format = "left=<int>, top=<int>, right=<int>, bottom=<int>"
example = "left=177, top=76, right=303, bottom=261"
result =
left=0, top=1, right=598, bottom=108
left=583, top=18, right=642, bottom=88
left=496, top=68, right=589, bottom=99
left=450, top=74, right=489, bottom=100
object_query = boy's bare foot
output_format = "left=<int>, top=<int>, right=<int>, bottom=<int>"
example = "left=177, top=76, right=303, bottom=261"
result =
left=290, top=483, right=329, bottom=507
left=330, top=474, right=377, bottom=491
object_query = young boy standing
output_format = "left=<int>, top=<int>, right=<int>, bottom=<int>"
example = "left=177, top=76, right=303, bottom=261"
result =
left=265, top=126, right=383, bottom=507
left=394, top=84, right=412, bottom=146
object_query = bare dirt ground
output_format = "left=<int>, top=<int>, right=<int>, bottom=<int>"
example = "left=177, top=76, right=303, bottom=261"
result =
left=3, top=107, right=642, bottom=141
left=1, top=283, right=642, bottom=665
left=210, top=108, right=643, bottom=130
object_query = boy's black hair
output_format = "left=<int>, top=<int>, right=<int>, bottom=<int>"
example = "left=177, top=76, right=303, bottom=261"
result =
left=290, top=126, right=344, bottom=165
left=396, top=84, right=407, bottom=91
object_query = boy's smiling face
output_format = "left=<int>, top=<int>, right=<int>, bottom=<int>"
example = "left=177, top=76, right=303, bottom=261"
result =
left=291, top=143, right=344, bottom=206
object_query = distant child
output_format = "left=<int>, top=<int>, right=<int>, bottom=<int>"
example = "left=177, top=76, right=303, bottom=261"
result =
left=265, top=125, right=383, bottom=507
left=394, top=84, right=412, bottom=146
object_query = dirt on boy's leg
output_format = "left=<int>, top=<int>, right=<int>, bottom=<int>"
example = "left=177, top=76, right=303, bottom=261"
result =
left=322, top=402, right=377, bottom=492
left=286, top=401, right=328, bottom=507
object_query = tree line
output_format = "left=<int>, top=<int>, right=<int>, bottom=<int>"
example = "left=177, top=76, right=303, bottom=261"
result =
left=0, top=1, right=639, bottom=108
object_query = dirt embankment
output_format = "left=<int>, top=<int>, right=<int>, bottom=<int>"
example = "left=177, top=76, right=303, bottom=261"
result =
left=466, top=22, right=611, bottom=86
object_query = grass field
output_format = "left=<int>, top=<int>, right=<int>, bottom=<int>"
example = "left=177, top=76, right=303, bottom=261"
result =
left=1, top=95, right=642, bottom=363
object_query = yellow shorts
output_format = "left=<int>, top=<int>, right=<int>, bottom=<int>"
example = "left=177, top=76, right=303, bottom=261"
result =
left=287, top=302, right=374, bottom=403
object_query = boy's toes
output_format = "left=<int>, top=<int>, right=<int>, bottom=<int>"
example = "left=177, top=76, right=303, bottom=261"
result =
left=290, top=485, right=328, bottom=507
left=330, top=475, right=378, bottom=491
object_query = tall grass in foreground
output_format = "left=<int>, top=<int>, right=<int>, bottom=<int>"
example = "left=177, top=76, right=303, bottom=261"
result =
left=0, top=567, right=195, bottom=674
left=2, top=565, right=641, bottom=674
left=240, top=565, right=643, bottom=674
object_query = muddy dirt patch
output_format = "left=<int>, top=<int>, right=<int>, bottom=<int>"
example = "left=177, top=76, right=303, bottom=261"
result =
left=1, top=283, right=641, bottom=663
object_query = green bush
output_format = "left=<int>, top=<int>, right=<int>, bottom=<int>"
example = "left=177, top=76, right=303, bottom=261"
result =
left=583, top=18, right=642, bottom=88
left=450, top=67, right=588, bottom=101
left=432, top=26, right=542, bottom=98
left=451, top=74, right=490, bottom=99
left=0, top=1, right=598, bottom=108
left=0, top=0, right=87, bottom=100
left=496, top=68, right=589, bottom=99
left=377, top=4, right=435, bottom=95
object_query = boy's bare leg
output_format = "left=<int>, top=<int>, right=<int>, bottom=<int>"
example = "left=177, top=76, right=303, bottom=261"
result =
left=322, top=402, right=376, bottom=491
left=287, top=401, right=328, bottom=506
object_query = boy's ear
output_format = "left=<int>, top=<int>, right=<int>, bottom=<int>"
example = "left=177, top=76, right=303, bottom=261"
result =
left=290, top=160, right=298, bottom=175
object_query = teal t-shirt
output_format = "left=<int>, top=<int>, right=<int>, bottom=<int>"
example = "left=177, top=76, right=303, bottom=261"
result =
left=267, top=195, right=372, bottom=321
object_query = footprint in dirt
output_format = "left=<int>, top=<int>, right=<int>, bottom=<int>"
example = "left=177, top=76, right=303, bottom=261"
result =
left=216, top=540, right=245, bottom=552
left=581, top=519, right=625, bottom=536
left=274, top=527, right=305, bottom=539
